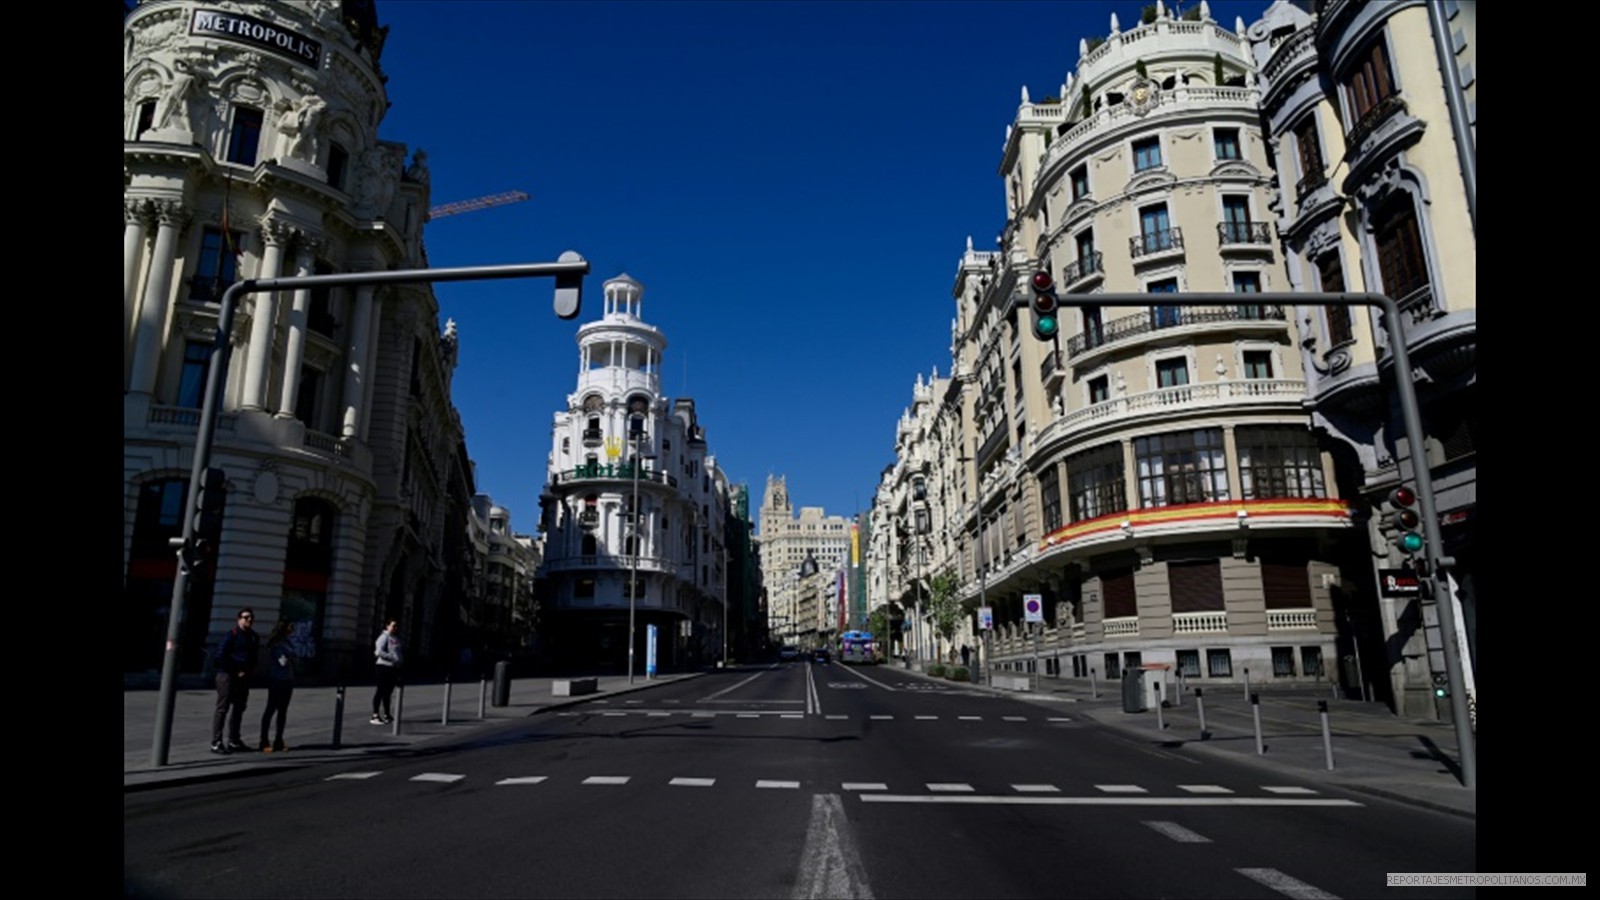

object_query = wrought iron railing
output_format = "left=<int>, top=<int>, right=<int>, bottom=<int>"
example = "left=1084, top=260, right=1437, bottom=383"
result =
left=1066, top=304, right=1285, bottom=357
left=1217, top=221, right=1272, bottom=246
left=1346, top=94, right=1406, bottom=147
left=1061, top=251, right=1103, bottom=287
left=1129, top=227, right=1184, bottom=259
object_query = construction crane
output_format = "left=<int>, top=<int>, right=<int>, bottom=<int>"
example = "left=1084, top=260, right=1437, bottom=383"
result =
left=428, top=190, right=529, bottom=219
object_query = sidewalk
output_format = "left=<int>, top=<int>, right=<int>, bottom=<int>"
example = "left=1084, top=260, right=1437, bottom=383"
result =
left=124, top=670, right=705, bottom=791
left=892, top=664, right=1476, bottom=819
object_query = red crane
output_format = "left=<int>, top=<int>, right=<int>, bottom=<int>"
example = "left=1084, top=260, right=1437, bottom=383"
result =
left=428, top=190, right=529, bottom=219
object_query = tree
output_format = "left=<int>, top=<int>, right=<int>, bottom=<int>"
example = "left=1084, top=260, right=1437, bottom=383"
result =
left=865, top=606, right=890, bottom=644
left=927, top=569, right=963, bottom=664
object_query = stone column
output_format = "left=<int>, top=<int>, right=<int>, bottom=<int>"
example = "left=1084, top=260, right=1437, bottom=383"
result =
left=240, top=219, right=292, bottom=410
left=357, top=291, right=384, bottom=441
left=276, top=235, right=320, bottom=418
left=124, top=199, right=152, bottom=358
left=128, top=200, right=188, bottom=396
left=341, top=283, right=376, bottom=438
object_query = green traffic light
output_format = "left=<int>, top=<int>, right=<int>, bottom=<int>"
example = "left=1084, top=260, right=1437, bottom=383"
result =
left=1037, top=316, right=1058, bottom=338
left=1398, top=532, right=1424, bottom=553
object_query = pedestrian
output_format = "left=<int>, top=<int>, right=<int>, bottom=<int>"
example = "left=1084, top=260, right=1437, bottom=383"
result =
left=371, top=619, right=402, bottom=724
left=258, top=618, right=297, bottom=752
left=961, top=644, right=971, bottom=668
left=211, top=608, right=260, bottom=754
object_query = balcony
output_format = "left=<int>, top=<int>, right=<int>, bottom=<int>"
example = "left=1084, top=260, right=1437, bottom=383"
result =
left=543, top=554, right=677, bottom=575
left=1103, top=616, right=1139, bottom=637
left=1172, top=611, right=1229, bottom=634
left=1039, top=349, right=1065, bottom=390
left=1216, top=221, right=1273, bottom=252
left=555, top=463, right=678, bottom=488
left=577, top=509, right=599, bottom=529
left=1345, top=94, right=1406, bottom=149
left=303, top=430, right=351, bottom=457
left=1266, top=609, right=1318, bottom=631
left=1061, top=251, right=1103, bottom=291
left=581, top=428, right=603, bottom=447
left=1033, top=379, right=1308, bottom=452
left=1128, top=227, right=1184, bottom=264
left=1065, top=304, right=1286, bottom=359
left=146, top=404, right=237, bottom=432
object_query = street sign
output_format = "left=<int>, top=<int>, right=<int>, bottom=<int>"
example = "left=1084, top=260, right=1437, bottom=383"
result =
left=1378, top=568, right=1420, bottom=598
left=1023, top=594, right=1043, bottom=624
left=978, top=606, right=993, bottom=630
left=646, top=624, right=658, bottom=676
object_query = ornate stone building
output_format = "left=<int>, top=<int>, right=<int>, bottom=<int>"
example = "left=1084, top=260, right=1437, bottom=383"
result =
left=759, top=476, right=853, bottom=651
left=123, top=0, right=474, bottom=680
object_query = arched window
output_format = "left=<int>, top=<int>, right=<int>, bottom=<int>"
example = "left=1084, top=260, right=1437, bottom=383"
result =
left=281, top=497, right=338, bottom=662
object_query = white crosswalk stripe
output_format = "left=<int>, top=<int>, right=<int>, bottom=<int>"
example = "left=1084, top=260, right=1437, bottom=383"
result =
left=1012, top=784, right=1060, bottom=793
left=756, top=780, right=800, bottom=789
left=325, top=772, right=380, bottom=780
left=669, top=777, right=715, bottom=787
left=927, top=783, right=975, bottom=792
left=1178, top=785, right=1234, bottom=794
left=496, top=776, right=547, bottom=785
left=1263, top=786, right=1318, bottom=795
left=1144, top=821, right=1212, bottom=843
left=582, top=776, right=630, bottom=785
left=1095, top=784, right=1148, bottom=793
left=411, top=773, right=465, bottom=783
left=842, top=783, right=887, bottom=791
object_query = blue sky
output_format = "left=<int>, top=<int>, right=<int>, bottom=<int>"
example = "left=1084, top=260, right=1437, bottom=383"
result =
left=374, top=0, right=1269, bottom=527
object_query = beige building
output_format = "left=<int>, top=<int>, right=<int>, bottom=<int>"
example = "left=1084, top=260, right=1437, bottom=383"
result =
left=759, top=476, right=852, bottom=650
left=1249, top=0, right=1476, bottom=716
left=123, top=0, right=478, bottom=680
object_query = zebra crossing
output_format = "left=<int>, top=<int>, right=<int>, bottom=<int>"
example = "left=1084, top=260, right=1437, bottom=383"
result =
left=556, top=709, right=1076, bottom=723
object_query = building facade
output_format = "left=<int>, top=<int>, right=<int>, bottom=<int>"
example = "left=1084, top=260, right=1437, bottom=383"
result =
left=758, top=476, right=854, bottom=651
left=123, top=0, right=475, bottom=681
left=870, top=3, right=1358, bottom=695
left=1248, top=0, right=1476, bottom=715
left=537, top=276, right=733, bottom=671
left=464, top=494, right=542, bottom=666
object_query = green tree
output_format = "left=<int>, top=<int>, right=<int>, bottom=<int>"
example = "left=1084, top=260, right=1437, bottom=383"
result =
left=927, top=569, right=963, bottom=664
left=865, top=606, right=890, bottom=645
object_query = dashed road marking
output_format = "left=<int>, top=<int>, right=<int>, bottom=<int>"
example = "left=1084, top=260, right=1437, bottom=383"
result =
left=411, top=773, right=465, bottom=783
left=870, top=715, right=893, bottom=721
left=927, top=783, right=975, bottom=792
left=915, top=715, right=938, bottom=720
left=737, top=713, right=759, bottom=718
left=842, top=783, right=887, bottom=792
left=326, top=772, right=380, bottom=780
left=496, top=776, right=548, bottom=785
left=1144, top=820, right=1212, bottom=843
left=959, top=716, right=982, bottom=721
left=582, top=776, right=630, bottom=785
left=1002, top=716, right=1027, bottom=722
left=1263, top=786, right=1318, bottom=795
left=1179, top=785, right=1234, bottom=794
left=825, top=714, right=848, bottom=720
left=1235, top=868, right=1340, bottom=899
left=646, top=712, right=671, bottom=717
left=757, top=780, right=800, bottom=789
left=1096, top=785, right=1149, bottom=793
left=1012, top=784, right=1060, bottom=793
left=1047, top=717, right=1073, bottom=722
left=602, top=712, right=626, bottom=717
left=782, top=714, right=803, bottom=719
left=669, top=777, right=716, bottom=787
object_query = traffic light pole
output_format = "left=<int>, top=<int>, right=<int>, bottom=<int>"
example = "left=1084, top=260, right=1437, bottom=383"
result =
left=1056, top=291, right=1474, bottom=789
left=150, top=254, right=590, bottom=767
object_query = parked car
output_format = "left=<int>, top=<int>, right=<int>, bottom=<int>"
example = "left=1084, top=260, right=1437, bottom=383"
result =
left=812, top=648, right=830, bottom=664
left=779, top=645, right=800, bottom=662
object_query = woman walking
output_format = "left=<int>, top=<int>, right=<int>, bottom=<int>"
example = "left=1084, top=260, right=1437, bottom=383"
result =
left=372, top=619, right=402, bottom=724
left=258, top=619, right=297, bottom=752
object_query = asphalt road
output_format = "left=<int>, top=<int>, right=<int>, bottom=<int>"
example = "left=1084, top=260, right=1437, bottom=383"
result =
left=124, top=662, right=1474, bottom=899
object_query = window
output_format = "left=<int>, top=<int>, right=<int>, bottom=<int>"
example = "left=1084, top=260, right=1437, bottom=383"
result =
left=1133, top=137, right=1162, bottom=171
left=189, top=227, right=244, bottom=302
left=1155, top=357, right=1188, bottom=388
left=177, top=341, right=212, bottom=408
left=1300, top=646, right=1324, bottom=678
left=1168, top=560, right=1223, bottom=612
left=1344, top=37, right=1396, bottom=125
left=1149, top=277, right=1180, bottom=328
left=1138, top=204, right=1173, bottom=255
left=294, top=367, right=323, bottom=427
left=1214, top=128, right=1241, bottom=160
left=1207, top=648, right=1233, bottom=677
left=134, top=100, right=156, bottom=140
left=1039, top=466, right=1062, bottom=532
left=1233, top=272, right=1264, bottom=319
left=1176, top=649, right=1201, bottom=677
left=1294, top=116, right=1325, bottom=191
left=309, top=261, right=338, bottom=336
left=574, top=577, right=595, bottom=599
left=1261, top=558, right=1312, bottom=609
left=327, top=143, right=350, bottom=190
left=1317, top=253, right=1354, bottom=345
left=1088, top=375, right=1109, bottom=405
left=1104, top=570, right=1137, bottom=620
left=1067, top=443, right=1126, bottom=522
left=1243, top=350, right=1273, bottom=379
left=1221, top=196, right=1252, bottom=243
left=1374, top=193, right=1430, bottom=301
left=1070, top=165, right=1090, bottom=200
left=1136, top=428, right=1229, bottom=507
left=225, top=106, right=265, bottom=166
left=1237, top=426, right=1327, bottom=499
left=1083, top=306, right=1104, bottom=348
left=1272, top=646, right=1296, bottom=677
left=1074, top=229, right=1098, bottom=280
left=1104, top=653, right=1121, bottom=680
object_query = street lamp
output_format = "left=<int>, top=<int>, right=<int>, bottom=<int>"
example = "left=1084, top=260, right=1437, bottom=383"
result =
left=151, top=253, right=590, bottom=767
left=627, top=423, right=652, bottom=684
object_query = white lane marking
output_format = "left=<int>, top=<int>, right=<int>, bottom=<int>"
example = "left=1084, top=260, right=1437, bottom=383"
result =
left=1012, top=784, right=1060, bottom=793
left=692, top=712, right=715, bottom=717
left=326, top=772, right=381, bottom=780
left=1179, top=785, right=1234, bottom=794
left=557, top=711, right=577, bottom=716
left=861, top=795, right=1361, bottom=808
left=1096, top=785, right=1149, bottom=793
left=846, top=667, right=902, bottom=692
left=793, top=793, right=875, bottom=900
left=582, top=776, right=630, bottom=785
left=411, top=773, right=465, bottom=783
left=1047, top=717, right=1073, bottom=722
left=1235, top=868, right=1341, bottom=899
left=1002, top=716, right=1027, bottom=722
left=807, top=662, right=824, bottom=717
left=602, top=712, right=626, bottom=717
left=757, top=780, right=801, bottom=789
left=958, top=716, right=982, bottom=721
left=782, top=713, right=804, bottom=719
left=842, top=783, right=887, bottom=792
left=1144, top=820, right=1213, bottom=843
left=669, top=777, right=716, bottom=787
left=496, top=776, right=548, bottom=786
left=646, top=712, right=671, bottom=717
left=1263, top=786, right=1319, bottom=795
left=624, top=700, right=642, bottom=704
left=825, top=714, right=849, bottom=720
left=737, top=713, right=759, bottom=718
left=701, top=670, right=767, bottom=701
left=927, top=783, right=975, bottom=792
left=915, top=715, right=938, bottom=720
left=869, top=715, right=893, bottom=721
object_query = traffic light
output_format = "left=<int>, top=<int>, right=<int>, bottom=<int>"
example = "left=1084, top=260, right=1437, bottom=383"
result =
left=1432, top=672, right=1449, bottom=699
left=194, top=466, right=227, bottom=538
left=1386, top=485, right=1423, bottom=555
left=1029, top=270, right=1060, bottom=341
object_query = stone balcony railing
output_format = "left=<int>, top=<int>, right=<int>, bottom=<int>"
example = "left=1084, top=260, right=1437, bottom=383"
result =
left=543, top=554, right=677, bottom=575
left=1266, top=608, right=1318, bottom=630
left=1172, top=610, right=1229, bottom=634
left=555, top=463, right=678, bottom=488
left=1103, top=616, right=1140, bottom=637
left=147, top=404, right=237, bottom=432
left=1041, top=85, right=1260, bottom=178
left=1034, top=379, right=1307, bottom=450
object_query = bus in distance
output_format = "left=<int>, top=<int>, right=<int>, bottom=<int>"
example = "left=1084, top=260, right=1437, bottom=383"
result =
left=840, top=630, right=876, bottom=665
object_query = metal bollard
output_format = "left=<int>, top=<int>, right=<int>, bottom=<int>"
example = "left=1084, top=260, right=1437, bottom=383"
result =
left=1090, top=667, right=1098, bottom=700
left=1251, top=692, right=1264, bottom=755
left=1196, top=688, right=1207, bottom=740
left=441, top=674, right=452, bottom=725
left=478, top=674, right=488, bottom=719
left=332, top=685, right=345, bottom=749
left=1243, top=667, right=1251, bottom=701
left=1329, top=676, right=1338, bottom=701
left=391, top=683, right=404, bottom=736
left=1318, top=700, right=1335, bottom=771
left=1154, top=682, right=1166, bottom=731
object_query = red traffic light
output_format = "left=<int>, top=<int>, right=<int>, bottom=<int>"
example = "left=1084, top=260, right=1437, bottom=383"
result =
left=1390, top=486, right=1416, bottom=508
left=1031, top=270, right=1054, bottom=292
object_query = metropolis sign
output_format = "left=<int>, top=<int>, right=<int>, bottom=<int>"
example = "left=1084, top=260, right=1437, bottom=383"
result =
left=191, top=9, right=322, bottom=68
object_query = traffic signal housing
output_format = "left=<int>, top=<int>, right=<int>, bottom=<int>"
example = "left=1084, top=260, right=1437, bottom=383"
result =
left=194, top=467, right=227, bottom=538
left=1387, top=485, right=1423, bottom=555
left=1029, top=270, right=1060, bottom=341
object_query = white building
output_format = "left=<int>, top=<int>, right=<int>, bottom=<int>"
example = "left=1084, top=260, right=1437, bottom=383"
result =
left=758, top=475, right=852, bottom=650
left=538, top=275, right=732, bottom=671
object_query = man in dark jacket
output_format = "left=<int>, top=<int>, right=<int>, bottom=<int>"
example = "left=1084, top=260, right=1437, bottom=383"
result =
left=211, top=608, right=260, bottom=753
